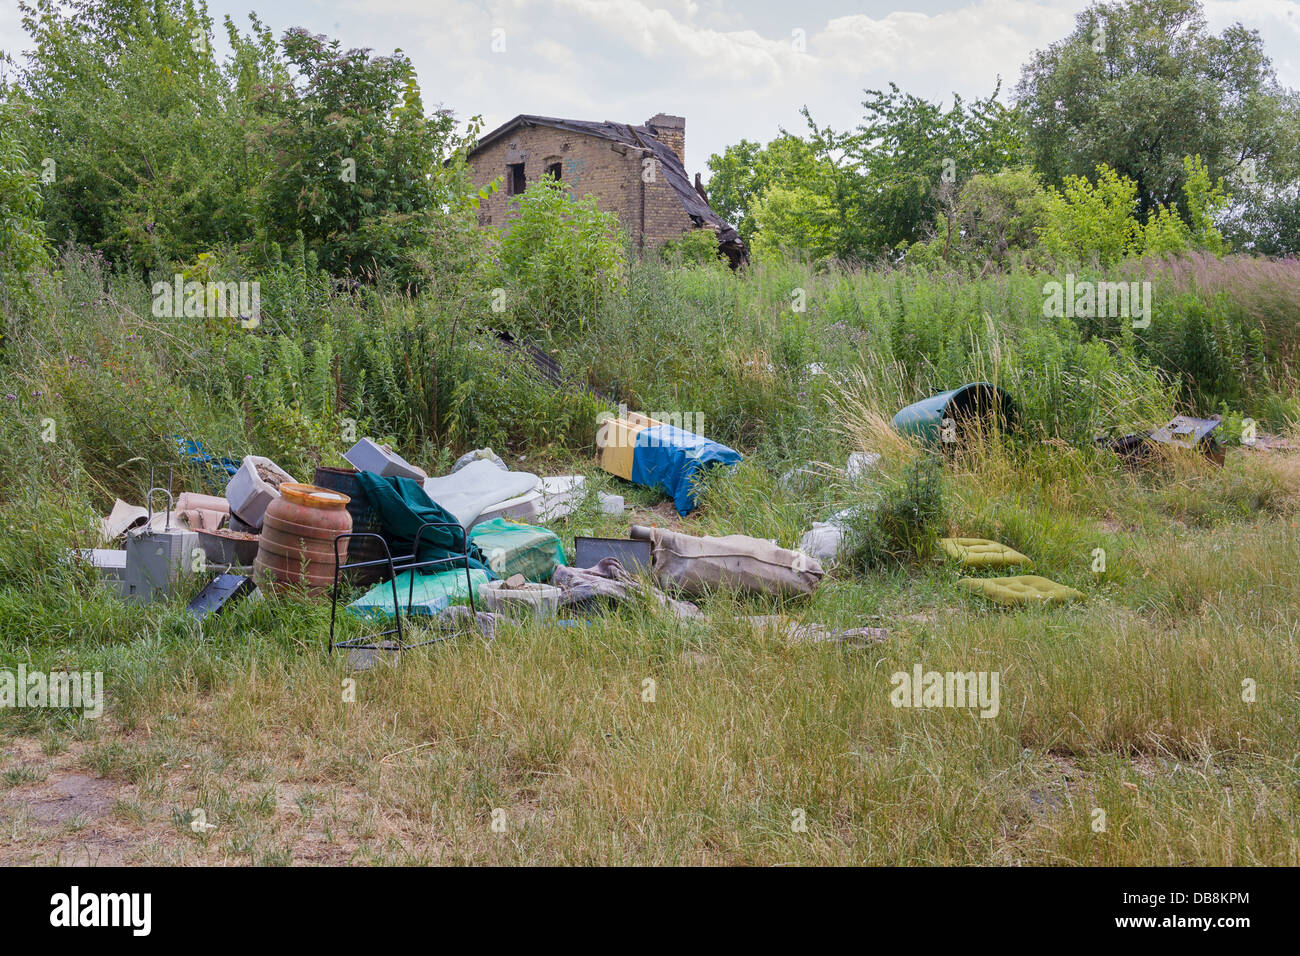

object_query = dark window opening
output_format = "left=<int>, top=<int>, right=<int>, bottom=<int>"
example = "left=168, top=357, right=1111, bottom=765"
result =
left=507, top=162, right=526, bottom=195
left=545, top=161, right=562, bottom=181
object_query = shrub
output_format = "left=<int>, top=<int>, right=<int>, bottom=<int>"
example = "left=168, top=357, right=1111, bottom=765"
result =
left=840, top=455, right=946, bottom=569
left=496, top=177, right=626, bottom=340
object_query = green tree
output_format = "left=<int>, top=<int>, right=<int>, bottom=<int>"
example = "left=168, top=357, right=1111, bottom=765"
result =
left=704, top=134, right=823, bottom=244
left=11, top=0, right=259, bottom=277
left=0, top=104, right=52, bottom=316
left=252, top=28, right=478, bottom=284
left=1040, top=164, right=1142, bottom=265
left=906, top=167, right=1050, bottom=270
left=1015, top=0, right=1298, bottom=228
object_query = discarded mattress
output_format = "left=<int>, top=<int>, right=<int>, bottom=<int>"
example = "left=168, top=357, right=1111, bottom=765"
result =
left=629, top=424, right=742, bottom=515
left=469, top=518, right=567, bottom=582
left=346, top=568, right=490, bottom=619
left=640, top=526, right=825, bottom=599
left=958, top=575, right=1084, bottom=606
left=939, top=538, right=1032, bottom=568
left=421, top=459, right=541, bottom=529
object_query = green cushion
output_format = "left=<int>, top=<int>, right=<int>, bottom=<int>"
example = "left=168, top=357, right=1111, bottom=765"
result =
left=939, top=537, right=1032, bottom=568
left=959, top=574, right=1084, bottom=606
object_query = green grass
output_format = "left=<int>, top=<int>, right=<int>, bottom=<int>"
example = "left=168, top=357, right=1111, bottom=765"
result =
left=0, top=249, right=1297, bottom=865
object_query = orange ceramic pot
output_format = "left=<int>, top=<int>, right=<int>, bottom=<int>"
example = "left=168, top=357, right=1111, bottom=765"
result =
left=254, top=483, right=352, bottom=592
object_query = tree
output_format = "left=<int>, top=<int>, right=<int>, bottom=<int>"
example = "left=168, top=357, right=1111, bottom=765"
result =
left=1015, top=0, right=1298, bottom=229
left=252, top=28, right=478, bottom=283
left=704, top=134, right=823, bottom=244
left=496, top=177, right=625, bottom=339
left=1038, top=156, right=1229, bottom=264
left=11, top=0, right=259, bottom=277
left=0, top=104, right=52, bottom=315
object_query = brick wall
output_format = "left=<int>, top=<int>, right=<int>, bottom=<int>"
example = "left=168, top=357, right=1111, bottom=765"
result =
left=467, top=123, right=698, bottom=252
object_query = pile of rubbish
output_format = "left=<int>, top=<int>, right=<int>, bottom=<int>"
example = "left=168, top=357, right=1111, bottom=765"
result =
left=75, top=386, right=1231, bottom=658
left=76, top=424, right=848, bottom=652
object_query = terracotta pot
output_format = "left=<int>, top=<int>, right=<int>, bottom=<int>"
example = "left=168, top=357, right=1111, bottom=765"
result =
left=254, top=483, right=352, bottom=593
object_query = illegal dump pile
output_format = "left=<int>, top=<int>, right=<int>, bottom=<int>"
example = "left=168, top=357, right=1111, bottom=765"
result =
left=68, top=380, right=1272, bottom=670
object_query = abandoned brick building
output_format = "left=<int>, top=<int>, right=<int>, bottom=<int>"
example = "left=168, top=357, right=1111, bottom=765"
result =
left=466, top=113, right=747, bottom=266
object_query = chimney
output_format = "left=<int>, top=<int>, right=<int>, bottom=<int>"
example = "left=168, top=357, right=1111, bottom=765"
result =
left=645, top=113, right=685, bottom=166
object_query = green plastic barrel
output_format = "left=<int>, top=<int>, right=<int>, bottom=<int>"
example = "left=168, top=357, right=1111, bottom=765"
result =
left=891, top=383, right=1016, bottom=445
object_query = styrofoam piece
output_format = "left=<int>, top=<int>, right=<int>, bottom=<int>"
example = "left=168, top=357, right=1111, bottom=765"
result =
left=73, top=549, right=128, bottom=597
left=225, top=455, right=296, bottom=528
left=76, top=548, right=127, bottom=572
left=536, top=475, right=586, bottom=521
left=479, top=580, right=561, bottom=620
left=343, top=437, right=426, bottom=481
left=598, top=492, right=624, bottom=515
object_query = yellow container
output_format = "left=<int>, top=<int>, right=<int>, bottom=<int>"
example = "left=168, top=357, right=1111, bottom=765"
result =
left=596, top=414, right=662, bottom=480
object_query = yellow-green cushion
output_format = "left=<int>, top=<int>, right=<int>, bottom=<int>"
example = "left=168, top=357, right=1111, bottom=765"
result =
left=939, top=537, right=1032, bottom=568
left=959, top=574, right=1084, bottom=606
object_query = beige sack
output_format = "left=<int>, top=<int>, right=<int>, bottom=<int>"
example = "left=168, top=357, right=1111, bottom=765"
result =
left=644, top=527, right=825, bottom=599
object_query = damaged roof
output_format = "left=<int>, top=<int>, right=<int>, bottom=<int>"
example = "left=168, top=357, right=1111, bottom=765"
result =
left=469, top=114, right=745, bottom=261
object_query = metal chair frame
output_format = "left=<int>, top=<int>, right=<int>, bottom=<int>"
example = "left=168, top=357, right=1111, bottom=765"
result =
left=328, top=521, right=477, bottom=654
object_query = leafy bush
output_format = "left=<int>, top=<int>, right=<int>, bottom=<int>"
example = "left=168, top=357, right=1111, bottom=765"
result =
left=0, top=105, right=52, bottom=319
left=496, top=177, right=626, bottom=340
left=840, top=455, right=946, bottom=569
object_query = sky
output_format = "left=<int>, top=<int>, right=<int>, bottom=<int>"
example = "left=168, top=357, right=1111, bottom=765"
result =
left=2, top=0, right=1297, bottom=182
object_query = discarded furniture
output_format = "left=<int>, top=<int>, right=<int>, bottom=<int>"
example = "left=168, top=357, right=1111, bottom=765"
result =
left=632, top=525, right=825, bottom=599
left=892, top=383, right=1016, bottom=446
left=597, top=412, right=742, bottom=515
left=420, top=459, right=541, bottom=529
left=328, top=520, right=482, bottom=655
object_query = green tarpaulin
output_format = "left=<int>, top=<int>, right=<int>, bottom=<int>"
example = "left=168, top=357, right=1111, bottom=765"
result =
left=352, top=471, right=490, bottom=574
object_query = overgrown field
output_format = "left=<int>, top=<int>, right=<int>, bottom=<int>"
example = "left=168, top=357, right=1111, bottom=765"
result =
left=1, top=250, right=1298, bottom=865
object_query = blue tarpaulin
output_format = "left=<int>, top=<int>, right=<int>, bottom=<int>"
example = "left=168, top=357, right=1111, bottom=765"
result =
left=630, top=424, right=742, bottom=515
